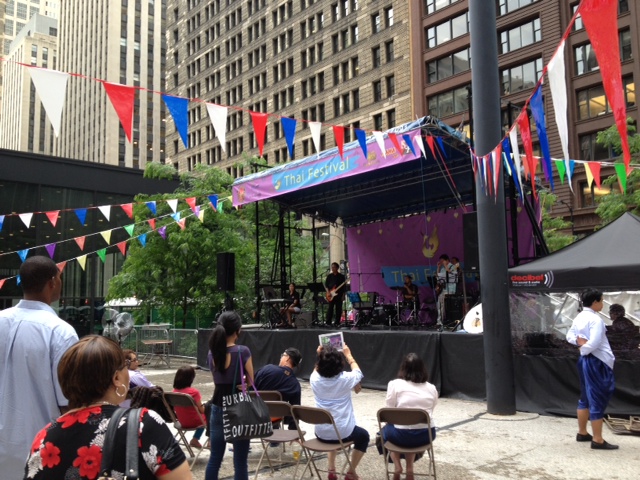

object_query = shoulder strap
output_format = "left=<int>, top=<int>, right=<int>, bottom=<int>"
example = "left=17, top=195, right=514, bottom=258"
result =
left=125, top=408, right=141, bottom=479
left=100, top=407, right=128, bottom=478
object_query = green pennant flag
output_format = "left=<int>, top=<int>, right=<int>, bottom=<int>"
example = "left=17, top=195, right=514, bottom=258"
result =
left=96, top=248, right=106, bottom=263
left=218, top=202, right=224, bottom=213
left=614, top=163, right=627, bottom=193
left=554, top=160, right=566, bottom=184
left=124, top=224, right=135, bottom=237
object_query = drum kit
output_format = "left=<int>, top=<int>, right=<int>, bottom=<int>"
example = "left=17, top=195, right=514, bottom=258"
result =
left=348, top=288, right=438, bottom=329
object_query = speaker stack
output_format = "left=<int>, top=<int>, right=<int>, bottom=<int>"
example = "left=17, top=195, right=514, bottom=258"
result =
left=217, top=252, right=235, bottom=291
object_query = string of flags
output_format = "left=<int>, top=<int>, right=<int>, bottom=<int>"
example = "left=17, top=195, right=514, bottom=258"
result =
left=474, top=0, right=634, bottom=199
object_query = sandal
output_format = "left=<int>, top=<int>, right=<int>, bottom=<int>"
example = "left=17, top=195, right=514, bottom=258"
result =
left=328, top=469, right=338, bottom=480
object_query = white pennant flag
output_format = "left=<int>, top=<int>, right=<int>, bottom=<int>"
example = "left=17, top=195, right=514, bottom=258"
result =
left=414, top=135, right=426, bottom=158
left=19, top=213, right=34, bottom=228
left=206, top=103, right=228, bottom=152
left=373, top=131, right=386, bottom=158
left=309, top=122, right=322, bottom=155
left=98, top=205, right=111, bottom=221
left=27, top=67, right=70, bottom=137
left=167, top=199, right=178, bottom=213
left=509, top=128, right=522, bottom=186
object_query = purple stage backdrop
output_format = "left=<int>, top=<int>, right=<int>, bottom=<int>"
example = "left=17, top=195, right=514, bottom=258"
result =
left=346, top=206, right=535, bottom=304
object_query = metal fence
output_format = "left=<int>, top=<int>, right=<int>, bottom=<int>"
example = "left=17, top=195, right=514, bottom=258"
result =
left=120, top=326, right=199, bottom=360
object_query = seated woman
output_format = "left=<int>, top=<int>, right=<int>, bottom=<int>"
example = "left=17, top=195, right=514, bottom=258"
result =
left=383, top=353, right=438, bottom=480
left=310, top=344, right=369, bottom=480
left=278, top=282, right=302, bottom=328
left=124, top=349, right=155, bottom=388
left=25, top=335, right=190, bottom=480
left=172, top=365, right=208, bottom=448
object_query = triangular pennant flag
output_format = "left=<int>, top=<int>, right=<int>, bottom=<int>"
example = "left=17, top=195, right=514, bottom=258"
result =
left=96, top=248, right=107, bottom=263
left=415, top=135, right=427, bottom=158
left=138, top=233, right=147, bottom=247
left=425, top=136, right=436, bottom=157
left=57, top=261, right=67, bottom=273
left=0, top=215, right=4, bottom=231
left=172, top=212, right=181, bottom=222
left=124, top=224, right=135, bottom=237
left=194, top=205, right=201, bottom=218
left=117, top=241, right=127, bottom=256
left=77, top=255, right=87, bottom=271
left=501, top=139, right=512, bottom=177
left=46, top=211, right=60, bottom=227
left=148, top=218, right=156, bottom=230
left=281, top=117, right=297, bottom=159
left=19, top=213, right=33, bottom=228
left=309, top=121, right=322, bottom=154
left=100, top=230, right=112, bottom=244
left=102, top=81, right=136, bottom=142
left=333, top=125, right=345, bottom=159
left=208, top=195, right=218, bottom=211
left=435, top=137, right=447, bottom=159
left=402, top=134, right=416, bottom=156
left=590, top=162, right=602, bottom=188
left=530, top=85, right=554, bottom=190
left=45, top=243, right=56, bottom=259
left=146, top=201, right=157, bottom=215
left=158, top=226, right=167, bottom=239
left=27, top=67, right=69, bottom=137
left=162, top=94, right=190, bottom=148
left=250, top=111, right=268, bottom=156
left=98, top=205, right=111, bottom=221
left=74, top=208, right=87, bottom=225
left=75, top=236, right=86, bottom=250
left=517, top=111, right=535, bottom=185
left=584, top=163, right=595, bottom=188
left=355, top=129, right=368, bottom=159
left=16, top=275, right=21, bottom=286
left=185, top=197, right=197, bottom=213
left=614, top=163, right=627, bottom=193
left=167, top=199, right=178, bottom=213
left=0, top=279, right=5, bottom=290
left=388, top=133, right=403, bottom=156
left=509, top=127, right=523, bottom=186
left=198, top=209, right=205, bottom=222
left=555, top=160, right=567, bottom=184
left=493, top=145, right=502, bottom=197
left=373, top=131, right=386, bottom=158
left=120, top=203, right=133, bottom=219
left=17, top=249, right=29, bottom=262
left=218, top=201, right=224, bottom=213
left=205, top=103, right=228, bottom=151
left=178, top=218, right=187, bottom=230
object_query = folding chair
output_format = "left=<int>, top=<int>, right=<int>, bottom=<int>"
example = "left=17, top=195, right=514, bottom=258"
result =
left=376, top=408, right=436, bottom=480
left=162, top=392, right=209, bottom=469
left=292, top=405, right=354, bottom=480
left=248, top=390, right=284, bottom=427
left=254, top=401, right=307, bottom=480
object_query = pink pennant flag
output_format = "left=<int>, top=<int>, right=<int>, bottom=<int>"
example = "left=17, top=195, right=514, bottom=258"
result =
left=0, top=278, right=5, bottom=290
left=120, top=203, right=133, bottom=219
left=46, top=210, right=60, bottom=227
left=57, top=261, right=67, bottom=273
left=388, top=133, right=403, bottom=156
left=250, top=111, right=268, bottom=156
left=148, top=218, right=156, bottom=230
left=185, top=197, right=197, bottom=213
left=103, top=81, right=136, bottom=142
left=117, top=241, right=127, bottom=256
left=75, top=236, right=86, bottom=250
left=45, top=243, right=56, bottom=259
left=333, top=125, right=345, bottom=159
left=178, top=218, right=187, bottom=230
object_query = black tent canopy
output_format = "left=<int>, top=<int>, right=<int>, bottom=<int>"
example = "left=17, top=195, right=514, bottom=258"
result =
left=509, top=212, right=640, bottom=292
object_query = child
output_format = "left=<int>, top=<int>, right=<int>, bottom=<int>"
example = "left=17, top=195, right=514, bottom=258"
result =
left=172, top=365, right=208, bottom=448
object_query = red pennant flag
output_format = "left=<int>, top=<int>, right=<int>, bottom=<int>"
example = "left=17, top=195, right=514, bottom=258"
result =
left=103, top=81, right=136, bottom=142
left=517, top=111, right=534, bottom=178
left=590, top=162, right=602, bottom=188
left=178, top=218, right=187, bottom=230
left=57, top=261, right=67, bottom=273
left=250, top=111, right=268, bottom=156
left=117, top=241, right=127, bottom=256
left=332, top=125, right=345, bottom=159
left=185, top=197, right=197, bottom=213
left=493, top=144, right=502, bottom=198
left=148, top=218, right=156, bottom=230
left=425, top=135, right=437, bottom=157
left=46, top=210, right=60, bottom=227
left=388, top=133, right=403, bottom=156
left=75, top=236, right=86, bottom=250
left=0, top=278, right=6, bottom=290
left=120, top=203, right=133, bottom=218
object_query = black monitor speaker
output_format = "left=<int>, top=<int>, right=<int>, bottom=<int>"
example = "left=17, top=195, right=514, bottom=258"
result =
left=463, top=212, right=479, bottom=272
left=217, top=252, right=235, bottom=291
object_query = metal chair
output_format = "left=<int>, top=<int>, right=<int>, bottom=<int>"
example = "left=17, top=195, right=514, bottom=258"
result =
left=376, top=407, right=436, bottom=479
left=162, top=392, right=209, bottom=469
left=292, top=405, right=354, bottom=480
left=254, top=401, right=306, bottom=480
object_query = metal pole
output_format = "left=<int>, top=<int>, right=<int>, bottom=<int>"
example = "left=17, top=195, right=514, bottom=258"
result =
left=255, top=200, right=261, bottom=322
left=469, top=0, right=516, bottom=414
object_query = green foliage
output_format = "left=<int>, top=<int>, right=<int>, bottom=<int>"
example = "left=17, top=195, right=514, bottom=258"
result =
left=144, top=162, right=179, bottom=181
left=539, top=191, right=575, bottom=252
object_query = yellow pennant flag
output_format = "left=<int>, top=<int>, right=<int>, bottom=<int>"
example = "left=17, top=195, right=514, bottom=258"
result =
left=584, top=163, right=594, bottom=188
left=77, top=254, right=87, bottom=271
left=100, top=229, right=112, bottom=245
left=198, top=210, right=205, bottom=222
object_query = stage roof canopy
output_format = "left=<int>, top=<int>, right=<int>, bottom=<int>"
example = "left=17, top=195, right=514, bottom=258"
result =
left=232, top=117, right=473, bottom=227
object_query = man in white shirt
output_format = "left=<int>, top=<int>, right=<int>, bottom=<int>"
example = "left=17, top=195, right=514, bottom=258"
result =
left=0, top=256, right=79, bottom=477
left=566, top=288, right=617, bottom=450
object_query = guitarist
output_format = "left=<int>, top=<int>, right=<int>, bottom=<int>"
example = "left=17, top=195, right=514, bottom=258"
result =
left=324, top=262, right=346, bottom=327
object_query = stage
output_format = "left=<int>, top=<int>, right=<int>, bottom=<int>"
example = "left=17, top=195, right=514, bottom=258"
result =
left=197, top=328, right=640, bottom=417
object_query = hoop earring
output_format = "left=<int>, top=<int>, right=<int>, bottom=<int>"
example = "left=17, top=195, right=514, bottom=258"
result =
left=115, top=384, right=127, bottom=398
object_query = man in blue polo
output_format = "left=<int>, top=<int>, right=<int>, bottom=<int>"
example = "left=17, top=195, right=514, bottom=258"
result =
left=254, top=347, right=302, bottom=429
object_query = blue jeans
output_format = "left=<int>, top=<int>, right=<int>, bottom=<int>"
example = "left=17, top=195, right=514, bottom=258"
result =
left=193, top=427, right=205, bottom=440
left=205, top=405, right=250, bottom=480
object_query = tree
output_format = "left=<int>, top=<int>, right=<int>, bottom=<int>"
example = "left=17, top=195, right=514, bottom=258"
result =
left=539, top=191, right=575, bottom=252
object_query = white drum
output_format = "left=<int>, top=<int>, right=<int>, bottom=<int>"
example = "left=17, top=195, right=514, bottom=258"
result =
left=463, top=303, right=483, bottom=334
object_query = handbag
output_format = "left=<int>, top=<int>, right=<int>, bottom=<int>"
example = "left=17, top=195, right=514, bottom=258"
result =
left=98, top=408, right=142, bottom=480
left=222, top=349, right=273, bottom=441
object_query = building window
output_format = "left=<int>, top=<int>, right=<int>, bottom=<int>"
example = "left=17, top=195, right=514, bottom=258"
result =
left=498, top=0, right=539, bottom=16
left=425, top=0, right=460, bottom=15
left=427, top=48, right=470, bottom=83
left=371, top=13, right=381, bottom=34
left=426, top=12, right=469, bottom=48
left=577, top=77, right=635, bottom=119
left=500, top=18, right=541, bottom=54
left=373, top=80, right=382, bottom=102
left=428, top=84, right=470, bottom=118
left=372, top=46, right=381, bottom=68
left=373, top=113, right=383, bottom=131
left=579, top=181, right=611, bottom=208
left=386, top=75, right=395, bottom=97
left=574, top=43, right=598, bottom=76
left=385, top=7, right=393, bottom=27
left=579, top=133, right=613, bottom=161
left=385, top=40, right=394, bottom=62
left=386, top=109, right=396, bottom=128
left=620, top=29, right=632, bottom=61
left=501, top=58, right=543, bottom=95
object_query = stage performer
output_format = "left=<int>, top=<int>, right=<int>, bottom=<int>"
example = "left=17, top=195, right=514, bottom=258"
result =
left=566, top=289, right=618, bottom=450
left=278, top=283, right=302, bottom=329
left=325, top=262, right=346, bottom=327
left=401, top=274, right=419, bottom=304
left=436, top=254, right=456, bottom=324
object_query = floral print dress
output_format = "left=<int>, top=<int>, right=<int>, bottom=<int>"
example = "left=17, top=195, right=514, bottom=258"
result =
left=25, top=405, right=186, bottom=479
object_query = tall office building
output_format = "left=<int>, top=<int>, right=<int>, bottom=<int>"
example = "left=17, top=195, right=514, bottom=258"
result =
left=165, top=0, right=413, bottom=175
left=0, top=14, right=58, bottom=154
left=55, top=0, right=167, bottom=168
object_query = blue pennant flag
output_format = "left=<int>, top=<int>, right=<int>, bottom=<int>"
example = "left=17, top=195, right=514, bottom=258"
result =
left=435, top=137, right=447, bottom=159
left=17, top=275, right=21, bottom=286
left=208, top=195, right=219, bottom=211
left=17, top=249, right=29, bottom=262
left=0, top=215, right=4, bottom=231
left=75, top=208, right=87, bottom=225
left=281, top=117, right=297, bottom=159
left=502, top=138, right=524, bottom=200
left=569, top=159, right=575, bottom=178
left=402, top=134, right=416, bottom=156
left=162, top=95, right=190, bottom=148
left=172, top=212, right=181, bottom=222
left=530, top=86, right=554, bottom=190
left=146, top=201, right=157, bottom=215
left=138, top=233, right=147, bottom=247
left=355, top=129, right=368, bottom=160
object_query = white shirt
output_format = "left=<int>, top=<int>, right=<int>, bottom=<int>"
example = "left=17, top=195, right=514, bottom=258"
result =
left=0, top=300, right=78, bottom=479
left=386, top=378, right=438, bottom=429
left=566, top=307, right=615, bottom=369
left=310, top=368, right=363, bottom=440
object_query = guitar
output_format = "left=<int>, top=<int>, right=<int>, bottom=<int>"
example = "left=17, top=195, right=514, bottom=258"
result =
left=326, top=281, right=347, bottom=302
